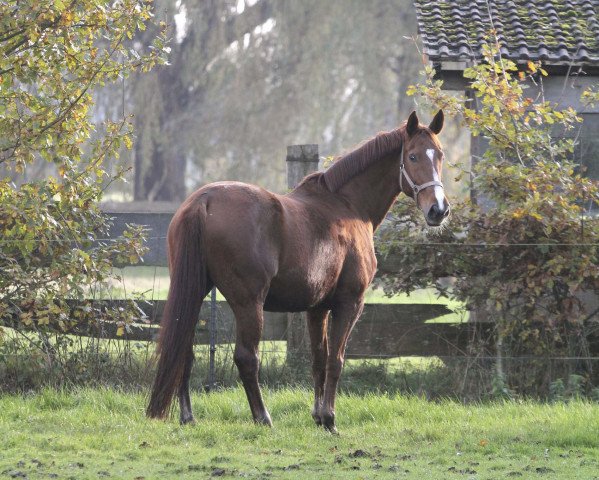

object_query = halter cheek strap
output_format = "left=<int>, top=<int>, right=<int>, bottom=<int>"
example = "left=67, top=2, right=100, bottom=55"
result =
left=399, top=143, right=444, bottom=205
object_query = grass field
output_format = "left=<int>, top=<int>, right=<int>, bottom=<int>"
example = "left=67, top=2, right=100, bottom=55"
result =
left=1, top=388, right=598, bottom=479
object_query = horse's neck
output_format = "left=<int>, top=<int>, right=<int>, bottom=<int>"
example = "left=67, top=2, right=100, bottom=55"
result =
left=337, top=152, right=400, bottom=230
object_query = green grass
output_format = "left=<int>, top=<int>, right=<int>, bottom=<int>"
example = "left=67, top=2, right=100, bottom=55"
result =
left=1, top=388, right=598, bottom=479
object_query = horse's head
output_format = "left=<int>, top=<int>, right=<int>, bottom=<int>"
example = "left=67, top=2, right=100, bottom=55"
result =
left=400, top=110, right=450, bottom=227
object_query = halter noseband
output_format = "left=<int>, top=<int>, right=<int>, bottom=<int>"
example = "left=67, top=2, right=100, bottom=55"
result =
left=399, top=143, right=445, bottom=205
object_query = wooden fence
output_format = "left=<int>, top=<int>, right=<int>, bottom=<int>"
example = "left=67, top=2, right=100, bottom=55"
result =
left=80, top=299, right=484, bottom=358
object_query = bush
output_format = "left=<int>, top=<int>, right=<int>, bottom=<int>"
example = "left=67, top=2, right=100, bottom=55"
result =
left=378, top=39, right=599, bottom=397
left=0, top=0, right=168, bottom=376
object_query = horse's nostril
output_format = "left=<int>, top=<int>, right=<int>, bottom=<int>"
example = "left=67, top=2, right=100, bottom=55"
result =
left=428, top=205, right=441, bottom=220
left=428, top=204, right=448, bottom=223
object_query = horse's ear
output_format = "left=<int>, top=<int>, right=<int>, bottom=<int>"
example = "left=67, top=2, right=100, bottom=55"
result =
left=429, top=109, right=444, bottom=134
left=406, top=111, right=419, bottom=137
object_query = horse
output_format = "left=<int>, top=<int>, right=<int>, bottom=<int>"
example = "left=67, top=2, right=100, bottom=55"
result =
left=147, top=110, right=450, bottom=433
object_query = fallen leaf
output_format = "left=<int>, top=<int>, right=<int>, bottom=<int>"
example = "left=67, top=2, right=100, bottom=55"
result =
left=350, top=449, right=369, bottom=458
left=8, top=472, right=27, bottom=479
left=536, top=467, right=555, bottom=474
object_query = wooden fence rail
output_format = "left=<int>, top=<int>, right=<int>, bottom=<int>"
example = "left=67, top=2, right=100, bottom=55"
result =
left=70, top=300, right=475, bottom=358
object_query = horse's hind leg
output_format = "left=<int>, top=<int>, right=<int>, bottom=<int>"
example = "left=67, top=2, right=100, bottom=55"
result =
left=307, top=307, right=329, bottom=426
left=178, top=345, right=195, bottom=425
left=177, top=279, right=213, bottom=425
left=231, top=302, right=272, bottom=426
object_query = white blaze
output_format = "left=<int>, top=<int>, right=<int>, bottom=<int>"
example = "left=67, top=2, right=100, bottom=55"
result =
left=426, top=149, right=445, bottom=210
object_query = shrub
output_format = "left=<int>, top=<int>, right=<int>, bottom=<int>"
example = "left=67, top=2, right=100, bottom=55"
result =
left=378, top=40, right=599, bottom=397
left=0, top=0, right=168, bottom=379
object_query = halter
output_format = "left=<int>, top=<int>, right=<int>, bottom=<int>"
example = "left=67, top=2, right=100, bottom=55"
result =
left=399, top=143, right=445, bottom=205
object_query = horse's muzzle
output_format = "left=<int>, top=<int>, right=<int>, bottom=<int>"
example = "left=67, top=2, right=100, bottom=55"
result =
left=426, top=203, right=450, bottom=226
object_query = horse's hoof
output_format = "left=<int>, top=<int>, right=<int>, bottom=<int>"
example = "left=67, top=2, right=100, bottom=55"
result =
left=311, top=409, right=322, bottom=426
left=180, top=415, right=196, bottom=426
left=324, top=423, right=339, bottom=435
left=321, top=413, right=338, bottom=434
left=255, top=413, right=273, bottom=427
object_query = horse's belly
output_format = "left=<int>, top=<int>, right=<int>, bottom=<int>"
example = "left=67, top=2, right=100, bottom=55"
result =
left=264, top=255, right=341, bottom=312
left=263, top=279, right=329, bottom=312
left=263, top=293, right=309, bottom=312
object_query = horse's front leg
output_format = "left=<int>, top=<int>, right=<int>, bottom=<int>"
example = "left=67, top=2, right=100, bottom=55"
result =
left=319, top=300, right=364, bottom=433
left=307, top=307, right=330, bottom=426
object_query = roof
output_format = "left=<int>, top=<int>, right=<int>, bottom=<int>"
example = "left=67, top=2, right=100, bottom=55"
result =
left=414, top=0, right=599, bottom=66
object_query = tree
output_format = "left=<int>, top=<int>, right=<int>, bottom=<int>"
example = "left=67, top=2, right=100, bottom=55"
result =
left=378, top=40, right=599, bottom=396
left=97, top=0, right=442, bottom=200
left=0, top=1, right=168, bottom=352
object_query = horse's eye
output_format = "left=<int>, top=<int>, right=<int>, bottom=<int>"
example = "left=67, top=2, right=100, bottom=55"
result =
left=409, top=154, right=417, bottom=162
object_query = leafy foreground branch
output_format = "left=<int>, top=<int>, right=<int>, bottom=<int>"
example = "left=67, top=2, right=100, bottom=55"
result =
left=378, top=41, right=599, bottom=397
left=0, top=1, right=168, bottom=361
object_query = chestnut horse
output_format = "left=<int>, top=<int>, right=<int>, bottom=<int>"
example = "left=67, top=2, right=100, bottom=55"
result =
left=147, top=110, right=450, bottom=433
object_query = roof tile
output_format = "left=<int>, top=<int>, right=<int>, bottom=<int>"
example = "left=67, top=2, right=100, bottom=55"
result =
left=414, top=0, right=599, bottom=65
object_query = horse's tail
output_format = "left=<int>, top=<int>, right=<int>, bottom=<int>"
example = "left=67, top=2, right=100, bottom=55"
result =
left=147, top=201, right=208, bottom=419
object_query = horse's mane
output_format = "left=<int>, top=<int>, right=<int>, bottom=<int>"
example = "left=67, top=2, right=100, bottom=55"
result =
left=319, top=126, right=405, bottom=192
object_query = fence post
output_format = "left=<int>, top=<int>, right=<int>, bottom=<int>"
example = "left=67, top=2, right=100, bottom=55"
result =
left=286, top=144, right=319, bottom=365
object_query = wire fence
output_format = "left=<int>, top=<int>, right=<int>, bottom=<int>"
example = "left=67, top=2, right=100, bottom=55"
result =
left=2, top=228, right=599, bottom=398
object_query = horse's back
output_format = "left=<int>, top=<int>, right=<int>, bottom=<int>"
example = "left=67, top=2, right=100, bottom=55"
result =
left=174, top=180, right=373, bottom=311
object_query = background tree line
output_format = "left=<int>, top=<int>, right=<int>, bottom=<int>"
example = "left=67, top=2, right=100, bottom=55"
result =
left=95, top=0, right=467, bottom=201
